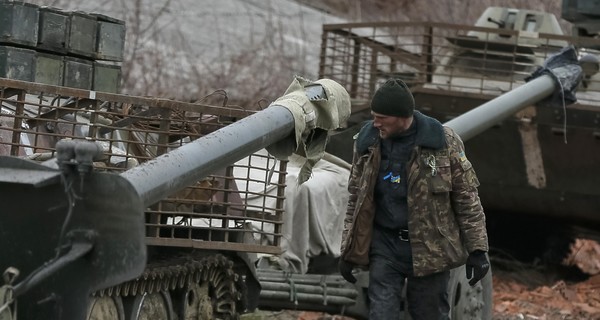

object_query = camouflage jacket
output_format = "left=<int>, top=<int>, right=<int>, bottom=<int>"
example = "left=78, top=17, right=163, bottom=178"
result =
left=340, top=111, right=489, bottom=276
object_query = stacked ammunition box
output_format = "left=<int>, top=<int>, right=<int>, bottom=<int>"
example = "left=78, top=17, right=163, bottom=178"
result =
left=0, top=0, right=125, bottom=93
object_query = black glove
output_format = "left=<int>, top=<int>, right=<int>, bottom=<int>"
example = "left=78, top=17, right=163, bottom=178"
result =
left=338, top=259, right=357, bottom=283
left=465, top=250, right=490, bottom=286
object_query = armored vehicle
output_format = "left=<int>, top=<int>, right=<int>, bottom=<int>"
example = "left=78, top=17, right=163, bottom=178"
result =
left=0, top=73, right=355, bottom=320
left=0, top=2, right=591, bottom=320
left=319, top=5, right=600, bottom=250
left=0, top=2, right=360, bottom=319
left=316, top=3, right=600, bottom=318
left=0, top=50, right=582, bottom=320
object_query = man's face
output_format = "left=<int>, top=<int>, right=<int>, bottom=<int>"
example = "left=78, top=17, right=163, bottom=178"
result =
left=372, top=111, right=413, bottom=139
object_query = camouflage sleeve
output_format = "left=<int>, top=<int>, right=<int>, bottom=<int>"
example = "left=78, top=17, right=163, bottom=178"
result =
left=445, top=127, right=489, bottom=253
left=340, top=141, right=361, bottom=255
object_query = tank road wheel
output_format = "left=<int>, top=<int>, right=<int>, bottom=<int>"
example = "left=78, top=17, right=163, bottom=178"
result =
left=183, top=282, right=213, bottom=319
left=178, top=255, right=241, bottom=320
left=126, top=291, right=174, bottom=320
left=87, top=295, right=125, bottom=320
left=447, top=264, right=493, bottom=320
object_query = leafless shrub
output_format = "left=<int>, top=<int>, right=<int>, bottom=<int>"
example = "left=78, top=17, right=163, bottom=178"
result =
left=25, top=0, right=569, bottom=106
left=28, top=0, right=324, bottom=107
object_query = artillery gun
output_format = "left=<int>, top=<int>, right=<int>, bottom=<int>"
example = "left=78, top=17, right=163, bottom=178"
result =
left=0, top=50, right=583, bottom=320
left=317, top=5, right=598, bottom=319
left=0, top=2, right=359, bottom=319
left=0, top=2, right=591, bottom=320
left=0, top=74, right=353, bottom=320
left=320, top=4, right=600, bottom=256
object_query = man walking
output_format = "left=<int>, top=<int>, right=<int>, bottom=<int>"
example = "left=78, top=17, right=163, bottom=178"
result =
left=338, top=78, right=490, bottom=319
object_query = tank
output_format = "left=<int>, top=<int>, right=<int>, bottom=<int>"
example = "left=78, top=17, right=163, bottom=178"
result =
left=318, top=6, right=597, bottom=319
left=0, top=72, right=355, bottom=320
left=319, top=6, right=600, bottom=235
left=0, top=2, right=362, bottom=319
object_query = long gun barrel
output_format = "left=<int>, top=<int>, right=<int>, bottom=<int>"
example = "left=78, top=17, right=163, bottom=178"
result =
left=121, top=78, right=351, bottom=208
left=120, top=105, right=295, bottom=208
left=444, top=46, right=583, bottom=141
left=444, top=75, right=556, bottom=141
left=0, top=77, right=350, bottom=319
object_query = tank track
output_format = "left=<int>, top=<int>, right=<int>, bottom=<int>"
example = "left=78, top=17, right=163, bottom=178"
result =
left=92, top=254, right=243, bottom=320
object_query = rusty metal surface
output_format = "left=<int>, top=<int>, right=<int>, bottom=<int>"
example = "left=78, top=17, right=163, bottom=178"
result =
left=0, top=78, right=286, bottom=254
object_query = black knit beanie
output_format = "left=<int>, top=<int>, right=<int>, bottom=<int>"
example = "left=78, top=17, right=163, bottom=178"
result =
left=370, top=78, right=415, bottom=117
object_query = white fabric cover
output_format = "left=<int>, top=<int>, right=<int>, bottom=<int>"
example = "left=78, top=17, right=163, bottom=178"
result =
left=235, top=150, right=350, bottom=273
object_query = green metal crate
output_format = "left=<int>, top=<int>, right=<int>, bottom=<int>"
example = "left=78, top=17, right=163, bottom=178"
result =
left=0, top=1, right=39, bottom=47
left=35, top=52, right=64, bottom=86
left=93, top=61, right=121, bottom=93
left=0, top=45, right=35, bottom=81
left=67, top=11, right=96, bottom=58
left=94, top=14, right=125, bottom=61
left=63, top=56, right=92, bottom=89
left=38, top=6, right=69, bottom=53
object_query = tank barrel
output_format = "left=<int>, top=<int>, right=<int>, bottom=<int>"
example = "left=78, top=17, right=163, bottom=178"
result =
left=120, top=77, right=351, bottom=208
left=444, top=75, right=555, bottom=141
left=120, top=105, right=295, bottom=207
left=444, top=46, right=582, bottom=142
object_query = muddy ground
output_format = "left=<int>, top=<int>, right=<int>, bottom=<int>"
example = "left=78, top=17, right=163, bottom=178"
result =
left=242, top=239, right=600, bottom=320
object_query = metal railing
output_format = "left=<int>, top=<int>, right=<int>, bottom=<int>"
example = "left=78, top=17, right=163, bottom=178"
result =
left=319, top=21, right=600, bottom=111
left=0, top=78, right=286, bottom=255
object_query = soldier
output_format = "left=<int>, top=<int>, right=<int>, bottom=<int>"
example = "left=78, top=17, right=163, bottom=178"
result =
left=338, top=78, right=490, bottom=319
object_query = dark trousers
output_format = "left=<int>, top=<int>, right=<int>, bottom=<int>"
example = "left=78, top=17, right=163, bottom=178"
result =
left=368, top=255, right=450, bottom=320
